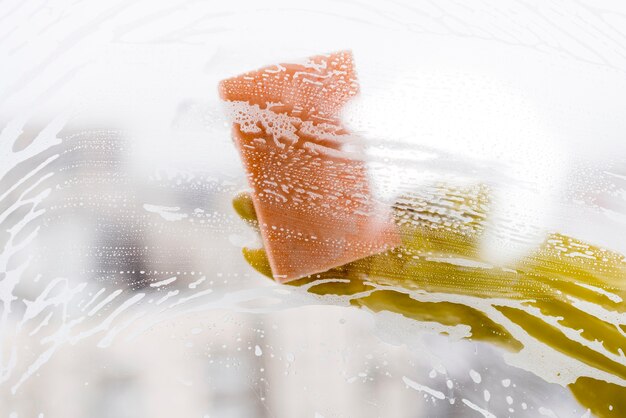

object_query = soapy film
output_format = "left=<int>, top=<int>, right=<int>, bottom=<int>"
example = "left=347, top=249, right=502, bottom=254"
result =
left=1, top=106, right=624, bottom=417
left=1, top=55, right=625, bottom=418
left=2, top=0, right=626, bottom=416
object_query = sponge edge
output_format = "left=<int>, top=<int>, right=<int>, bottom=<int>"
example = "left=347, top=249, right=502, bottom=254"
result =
left=219, top=51, right=400, bottom=283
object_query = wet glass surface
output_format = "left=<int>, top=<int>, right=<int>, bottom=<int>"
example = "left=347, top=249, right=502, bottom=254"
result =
left=1, top=1, right=625, bottom=417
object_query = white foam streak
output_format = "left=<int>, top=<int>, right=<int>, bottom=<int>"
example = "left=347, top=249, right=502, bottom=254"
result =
left=402, top=376, right=446, bottom=400
left=461, top=398, right=496, bottom=418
